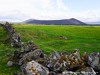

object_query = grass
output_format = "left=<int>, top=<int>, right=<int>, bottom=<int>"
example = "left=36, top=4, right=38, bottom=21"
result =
left=0, top=24, right=100, bottom=74
left=0, top=27, right=20, bottom=75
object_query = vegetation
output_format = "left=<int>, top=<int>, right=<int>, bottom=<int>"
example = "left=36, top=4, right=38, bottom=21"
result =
left=0, top=24, right=100, bottom=74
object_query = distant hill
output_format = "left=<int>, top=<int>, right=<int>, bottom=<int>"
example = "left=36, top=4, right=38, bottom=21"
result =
left=23, top=18, right=86, bottom=25
left=86, top=21, right=100, bottom=24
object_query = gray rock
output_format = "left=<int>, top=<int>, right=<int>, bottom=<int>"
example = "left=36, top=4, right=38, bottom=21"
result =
left=49, top=71, right=56, bottom=75
left=62, top=67, right=97, bottom=75
left=10, top=33, right=23, bottom=48
left=62, top=70, right=77, bottom=75
left=49, top=50, right=60, bottom=60
left=59, top=36, right=68, bottom=40
left=77, top=67, right=96, bottom=75
left=19, top=49, right=44, bottom=65
left=88, top=52, right=100, bottom=70
left=7, top=61, right=13, bottom=66
left=47, top=51, right=61, bottom=71
left=24, top=41, right=39, bottom=52
left=24, top=60, right=49, bottom=75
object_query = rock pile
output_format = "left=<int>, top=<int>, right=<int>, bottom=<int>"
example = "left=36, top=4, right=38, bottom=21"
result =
left=0, top=22, right=100, bottom=75
left=16, top=50, right=99, bottom=75
left=2, top=22, right=23, bottom=47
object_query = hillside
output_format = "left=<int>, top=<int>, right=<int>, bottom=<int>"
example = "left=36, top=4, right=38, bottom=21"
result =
left=24, top=18, right=86, bottom=25
left=0, top=24, right=100, bottom=74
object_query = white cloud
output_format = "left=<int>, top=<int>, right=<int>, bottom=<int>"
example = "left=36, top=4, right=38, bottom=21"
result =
left=0, top=0, right=100, bottom=22
left=70, top=10, right=100, bottom=22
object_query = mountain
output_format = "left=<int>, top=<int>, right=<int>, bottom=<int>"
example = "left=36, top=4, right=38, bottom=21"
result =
left=23, top=18, right=86, bottom=25
left=86, top=21, right=100, bottom=24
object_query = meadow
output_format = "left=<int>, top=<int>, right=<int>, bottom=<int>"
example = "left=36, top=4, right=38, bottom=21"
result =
left=0, top=24, right=100, bottom=74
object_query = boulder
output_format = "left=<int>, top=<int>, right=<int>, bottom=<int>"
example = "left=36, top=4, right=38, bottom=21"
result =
left=22, top=60, right=49, bottom=75
left=19, top=49, right=45, bottom=65
left=87, top=52, right=100, bottom=70
left=47, top=51, right=61, bottom=71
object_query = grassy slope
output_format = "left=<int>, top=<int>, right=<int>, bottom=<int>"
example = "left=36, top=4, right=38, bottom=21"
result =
left=0, top=24, right=100, bottom=74
left=14, top=24, right=100, bottom=53
left=0, top=27, right=20, bottom=75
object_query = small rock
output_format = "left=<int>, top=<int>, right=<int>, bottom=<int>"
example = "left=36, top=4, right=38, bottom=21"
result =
left=62, top=70, right=77, bottom=75
left=77, top=67, right=96, bottom=75
left=49, top=71, right=56, bottom=75
left=49, top=50, right=60, bottom=60
left=59, top=35, right=68, bottom=40
left=7, top=61, right=13, bottom=66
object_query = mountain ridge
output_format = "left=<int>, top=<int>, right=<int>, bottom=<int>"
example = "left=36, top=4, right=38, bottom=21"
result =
left=23, top=18, right=86, bottom=25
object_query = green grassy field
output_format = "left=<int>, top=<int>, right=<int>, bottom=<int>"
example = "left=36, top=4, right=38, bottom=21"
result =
left=0, top=24, right=100, bottom=74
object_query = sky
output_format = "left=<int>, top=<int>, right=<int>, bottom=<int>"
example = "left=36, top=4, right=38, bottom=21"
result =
left=0, top=0, right=100, bottom=22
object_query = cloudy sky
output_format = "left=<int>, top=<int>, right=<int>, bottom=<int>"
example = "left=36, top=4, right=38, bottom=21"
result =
left=0, top=0, right=100, bottom=22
